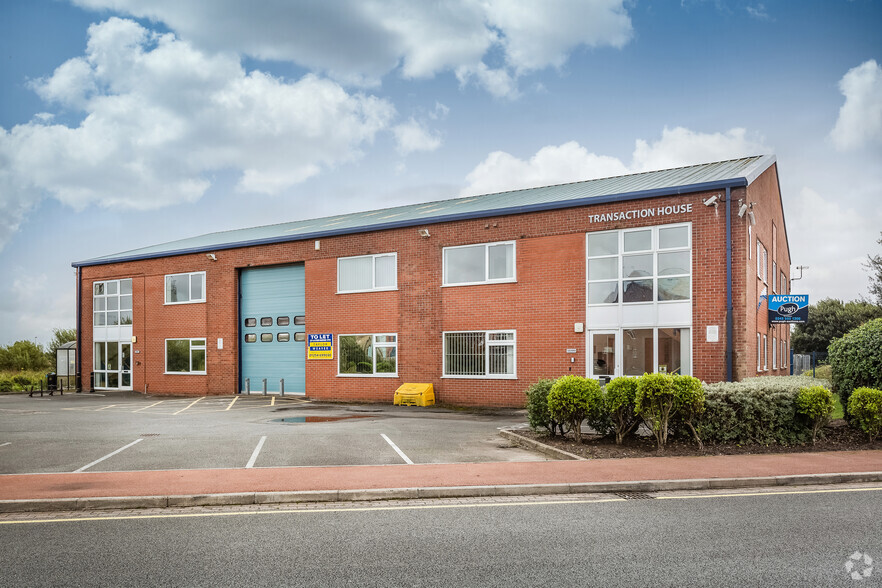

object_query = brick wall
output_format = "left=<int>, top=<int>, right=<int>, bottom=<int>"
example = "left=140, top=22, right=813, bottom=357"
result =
left=78, top=174, right=789, bottom=406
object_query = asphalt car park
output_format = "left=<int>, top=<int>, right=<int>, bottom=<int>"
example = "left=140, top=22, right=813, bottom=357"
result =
left=0, top=392, right=543, bottom=475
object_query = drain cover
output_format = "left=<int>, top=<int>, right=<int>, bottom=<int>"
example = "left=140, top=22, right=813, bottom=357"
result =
left=615, top=492, right=655, bottom=500
left=140, top=433, right=161, bottom=437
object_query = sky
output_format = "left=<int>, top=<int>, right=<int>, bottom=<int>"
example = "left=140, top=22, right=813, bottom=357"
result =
left=1, top=0, right=880, bottom=346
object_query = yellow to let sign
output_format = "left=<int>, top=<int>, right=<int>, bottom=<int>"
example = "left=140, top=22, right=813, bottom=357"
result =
left=307, top=334, right=333, bottom=360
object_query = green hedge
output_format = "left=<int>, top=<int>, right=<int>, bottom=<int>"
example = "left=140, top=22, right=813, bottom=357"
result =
left=829, top=318, right=882, bottom=413
left=525, top=374, right=833, bottom=448
left=847, top=387, right=882, bottom=441
left=698, top=377, right=817, bottom=445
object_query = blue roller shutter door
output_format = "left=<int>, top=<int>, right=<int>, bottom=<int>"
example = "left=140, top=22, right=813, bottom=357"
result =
left=240, top=264, right=306, bottom=394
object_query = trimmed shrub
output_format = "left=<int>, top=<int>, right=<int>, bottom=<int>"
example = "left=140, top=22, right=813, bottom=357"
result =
left=547, top=376, right=603, bottom=443
left=672, top=375, right=705, bottom=449
left=796, top=385, right=834, bottom=444
left=847, top=387, right=882, bottom=442
left=829, top=318, right=882, bottom=413
left=604, top=377, right=640, bottom=445
left=698, top=378, right=814, bottom=445
left=0, top=376, right=13, bottom=393
left=526, top=379, right=567, bottom=436
left=635, top=372, right=676, bottom=452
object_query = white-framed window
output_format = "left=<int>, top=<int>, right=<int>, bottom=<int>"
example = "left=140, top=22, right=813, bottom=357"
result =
left=338, top=334, right=397, bottom=376
left=757, top=241, right=762, bottom=278
left=443, top=330, right=516, bottom=378
left=443, top=241, right=516, bottom=286
left=773, top=336, right=778, bottom=369
left=165, top=338, right=206, bottom=374
left=93, top=278, right=133, bottom=326
left=772, top=261, right=777, bottom=293
left=762, top=247, right=768, bottom=284
left=781, top=272, right=787, bottom=295
left=757, top=333, right=762, bottom=371
left=337, top=253, right=397, bottom=293
left=587, top=224, right=691, bottom=305
left=165, top=272, right=205, bottom=304
left=763, top=334, right=768, bottom=371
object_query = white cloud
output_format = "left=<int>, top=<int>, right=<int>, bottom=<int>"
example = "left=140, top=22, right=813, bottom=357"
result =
left=393, top=119, right=442, bottom=156
left=0, top=272, right=75, bottom=346
left=745, top=4, right=772, bottom=21
left=786, top=187, right=881, bottom=302
left=0, top=18, right=395, bottom=250
left=462, top=141, right=629, bottom=195
left=72, top=0, right=634, bottom=96
left=461, top=127, right=771, bottom=195
left=484, top=0, right=632, bottom=73
left=830, top=60, right=882, bottom=152
left=631, top=126, right=770, bottom=171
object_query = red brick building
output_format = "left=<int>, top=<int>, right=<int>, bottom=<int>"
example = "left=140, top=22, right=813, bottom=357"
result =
left=73, top=155, right=792, bottom=406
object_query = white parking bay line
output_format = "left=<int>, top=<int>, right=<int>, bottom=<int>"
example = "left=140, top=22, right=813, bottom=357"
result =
left=246, top=436, right=267, bottom=468
left=74, top=439, right=143, bottom=473
left=0, top=442, right=10, bottom=448
left=381, top=433, right=413, bottom=465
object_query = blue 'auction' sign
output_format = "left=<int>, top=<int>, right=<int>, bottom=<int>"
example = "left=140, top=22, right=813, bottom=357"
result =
left=768, top=295, right=809, bottom=324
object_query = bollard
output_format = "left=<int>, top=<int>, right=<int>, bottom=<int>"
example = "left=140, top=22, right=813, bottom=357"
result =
left=280, top=378, right=285, bottom=396
left=245, top=378, right=250, bottom=395
left=262, top=378, right=267, bottom=395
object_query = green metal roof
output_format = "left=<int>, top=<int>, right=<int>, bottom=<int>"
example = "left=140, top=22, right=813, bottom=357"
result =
left=74, top=154, right=776, bottom=267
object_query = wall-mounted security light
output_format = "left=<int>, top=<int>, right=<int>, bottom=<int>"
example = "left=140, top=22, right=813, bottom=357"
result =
left=737, top=202, right=749, bottom=217
left=747, top=210, right=757, bottom=226
left=206, top=253, right=217, bottom=261
left=418, top=228, right=430, bottom=238
left=703, top=195, right=719, bottom=207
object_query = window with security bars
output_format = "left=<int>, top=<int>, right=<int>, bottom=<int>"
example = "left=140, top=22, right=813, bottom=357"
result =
left=443, top=331, right=515, bottom=377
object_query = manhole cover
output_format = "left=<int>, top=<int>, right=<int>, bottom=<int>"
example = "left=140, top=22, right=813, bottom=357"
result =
left=615, top=492, right=655, bottom=500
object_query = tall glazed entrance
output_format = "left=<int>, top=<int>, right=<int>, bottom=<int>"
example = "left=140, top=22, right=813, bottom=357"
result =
left=239, top=264, right=306, bottom=394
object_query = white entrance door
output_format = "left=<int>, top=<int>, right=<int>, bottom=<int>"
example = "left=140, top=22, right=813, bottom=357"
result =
left=589, top=331, right=619, bottom=380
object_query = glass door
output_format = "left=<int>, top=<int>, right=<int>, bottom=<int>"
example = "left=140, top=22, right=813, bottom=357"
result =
left=120, top=342, right=132, bottom=390
left=589, top=331, right=618, bottom=380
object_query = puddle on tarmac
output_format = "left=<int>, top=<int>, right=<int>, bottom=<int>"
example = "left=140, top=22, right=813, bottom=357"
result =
left=272, top=415, right=376, bottom=423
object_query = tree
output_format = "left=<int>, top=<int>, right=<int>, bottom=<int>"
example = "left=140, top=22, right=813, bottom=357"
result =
left=790, top=298, right=882, bottom=353
left=866, top=232, right=882, bottom=307
left=46, top=328, right=77, bottom=362
left=0, top=340, right=51, bottom=371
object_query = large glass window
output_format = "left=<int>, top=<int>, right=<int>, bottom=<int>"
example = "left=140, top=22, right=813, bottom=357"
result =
left=165, top=339, right=206, bottom=374
left=443, top=330, right=516, bottom=378
left=337, top=253, right=397, bottom=293
left=93, top=278, right=133, bottom=326
left=587, top=224, right=691, bottom=305
left=165, top=272, right=205, bottom=304
left=443, top=241, right=515, bottom=286
left=338, top=334, right=398, bottom=376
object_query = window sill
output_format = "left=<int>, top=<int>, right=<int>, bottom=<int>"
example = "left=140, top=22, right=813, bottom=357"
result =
left=336, top=288, right=398, bottom=295
left=337, top=373, right=399, bottom=378
left=441, top=279, right=517, bottom=288
left=164, top=372, right=207, bottom=375
left=164, top=300, right=206, bottom=306
left=441, top=375, right=517, bottom=380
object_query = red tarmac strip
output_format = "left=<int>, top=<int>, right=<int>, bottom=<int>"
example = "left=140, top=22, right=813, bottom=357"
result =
left=2, top=450, right=882, bottom=501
